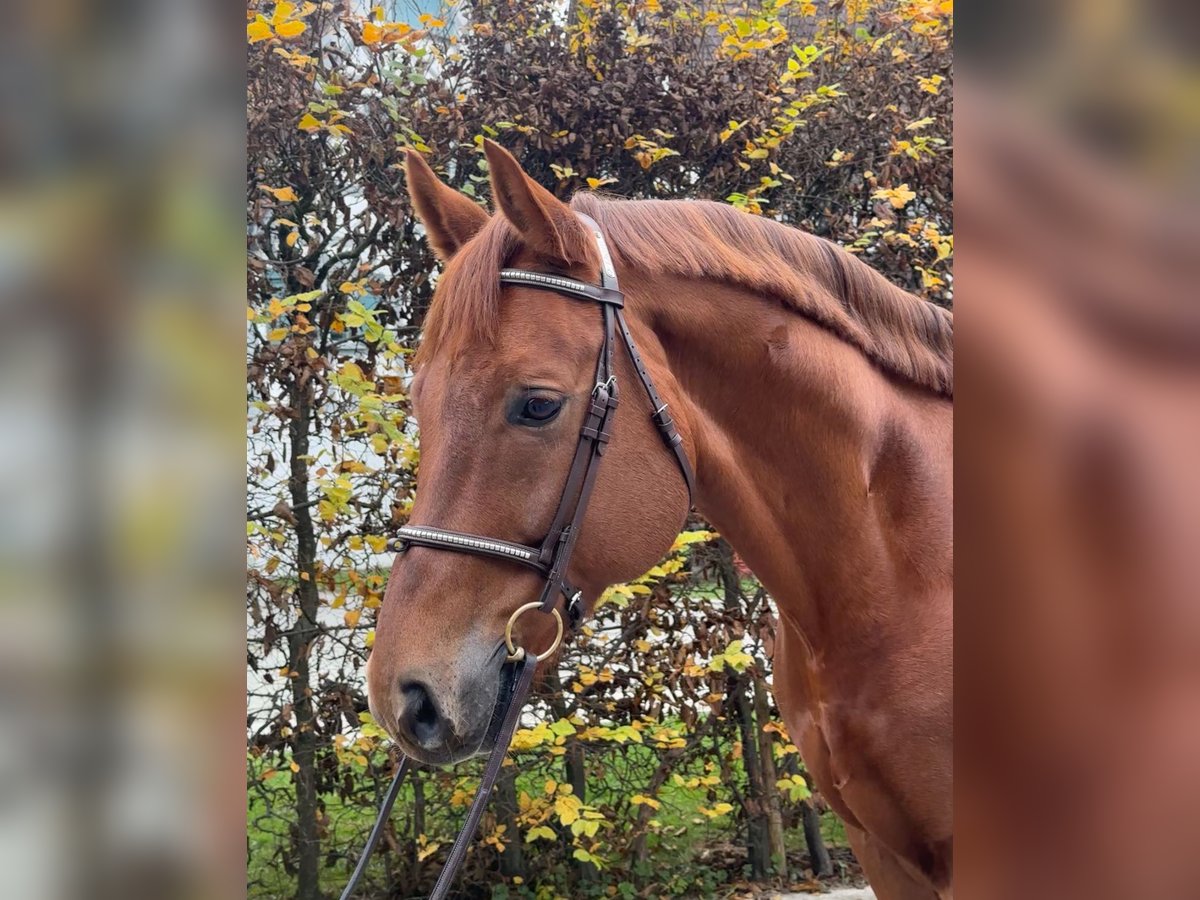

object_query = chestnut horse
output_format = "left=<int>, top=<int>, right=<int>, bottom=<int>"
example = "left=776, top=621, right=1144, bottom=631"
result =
left=368, top=141, right=953, bottom=899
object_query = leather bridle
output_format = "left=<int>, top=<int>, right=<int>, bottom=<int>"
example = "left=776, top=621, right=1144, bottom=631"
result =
left=391, top=213, right=694, bottom=640
left=340, top=214, right=695, bottom=900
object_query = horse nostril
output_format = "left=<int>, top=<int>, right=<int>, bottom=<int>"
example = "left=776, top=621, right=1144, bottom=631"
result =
left=398, top=681, right=447, bottom=748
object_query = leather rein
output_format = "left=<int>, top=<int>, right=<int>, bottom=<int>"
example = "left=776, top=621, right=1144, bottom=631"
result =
left=340, top=214, right=695, bottom=900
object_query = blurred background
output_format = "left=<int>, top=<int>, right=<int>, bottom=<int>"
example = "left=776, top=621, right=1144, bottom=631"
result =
left=0, top=1, right=1196, bottom=899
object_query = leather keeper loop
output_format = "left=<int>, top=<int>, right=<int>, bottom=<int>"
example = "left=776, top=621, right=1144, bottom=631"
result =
left=580, top=425, right=611, bottom=443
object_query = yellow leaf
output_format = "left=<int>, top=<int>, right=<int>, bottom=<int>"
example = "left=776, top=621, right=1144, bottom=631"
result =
left=362, top=21, right=382, bottom=44
left=365, top=534, right=388, bottom=553
left=872, top=184, right=917, bottom=209
left=917, top=74, right=945, bottom=95
left=298, top=113, right=322, bottom=132
left=286, top=231, right=299, bottom=247
left=525, top=825, right=556, bottom=843
left=670, top=529, right=718, bottom=550
left=267, top=328, right=288, bottom=341
left=916, top=266, right=945, bottom=290
left=586, top=176, right=617, bottom=190
left=275, top=20, right=306, bottom=38
left=271, top=2, right=296, bottom=26
left=247, top=16, right=273, bottom=43
left=344, top=609, right=362, bottom=628
left=555, top=793, right=582, bottom=826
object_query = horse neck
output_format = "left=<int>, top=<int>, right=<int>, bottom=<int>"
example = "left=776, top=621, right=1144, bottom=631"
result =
left=626, top=268, right=953, bottom=654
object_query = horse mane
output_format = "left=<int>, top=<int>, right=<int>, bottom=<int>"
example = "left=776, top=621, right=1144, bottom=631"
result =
left=419, top=194, right=953, bottom=397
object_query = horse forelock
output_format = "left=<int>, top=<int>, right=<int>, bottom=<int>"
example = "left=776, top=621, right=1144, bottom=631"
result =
left=415, top=215, right=519, bottom=366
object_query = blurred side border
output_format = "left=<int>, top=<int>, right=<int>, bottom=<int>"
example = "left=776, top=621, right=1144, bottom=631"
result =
left=956, top=1, right=1200, bottom=898
left=0, top=1, right=247, bottom=898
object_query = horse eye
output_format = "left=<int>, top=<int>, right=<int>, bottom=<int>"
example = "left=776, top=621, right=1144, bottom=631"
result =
left=513, top=394, right=563, bottom=426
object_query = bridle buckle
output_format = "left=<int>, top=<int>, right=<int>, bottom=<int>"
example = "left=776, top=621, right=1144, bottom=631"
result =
left=592, top=374, right=616, bottom=399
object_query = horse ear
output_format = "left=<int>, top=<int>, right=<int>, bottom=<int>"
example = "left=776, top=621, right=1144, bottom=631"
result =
left=483, top=139, right=589, bottom=266
left=404, top=150, right=489, bottom=260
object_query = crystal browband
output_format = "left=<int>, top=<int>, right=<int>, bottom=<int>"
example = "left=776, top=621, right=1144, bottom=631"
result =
left=391, top=526, right=539, bottom=565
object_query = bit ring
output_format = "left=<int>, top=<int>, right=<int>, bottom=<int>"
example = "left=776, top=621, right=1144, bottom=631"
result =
left=504, top=602, right=564, bottom=662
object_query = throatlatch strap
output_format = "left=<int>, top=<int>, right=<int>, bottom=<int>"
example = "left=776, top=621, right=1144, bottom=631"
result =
left=613, top=307, right=695, bottom=502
